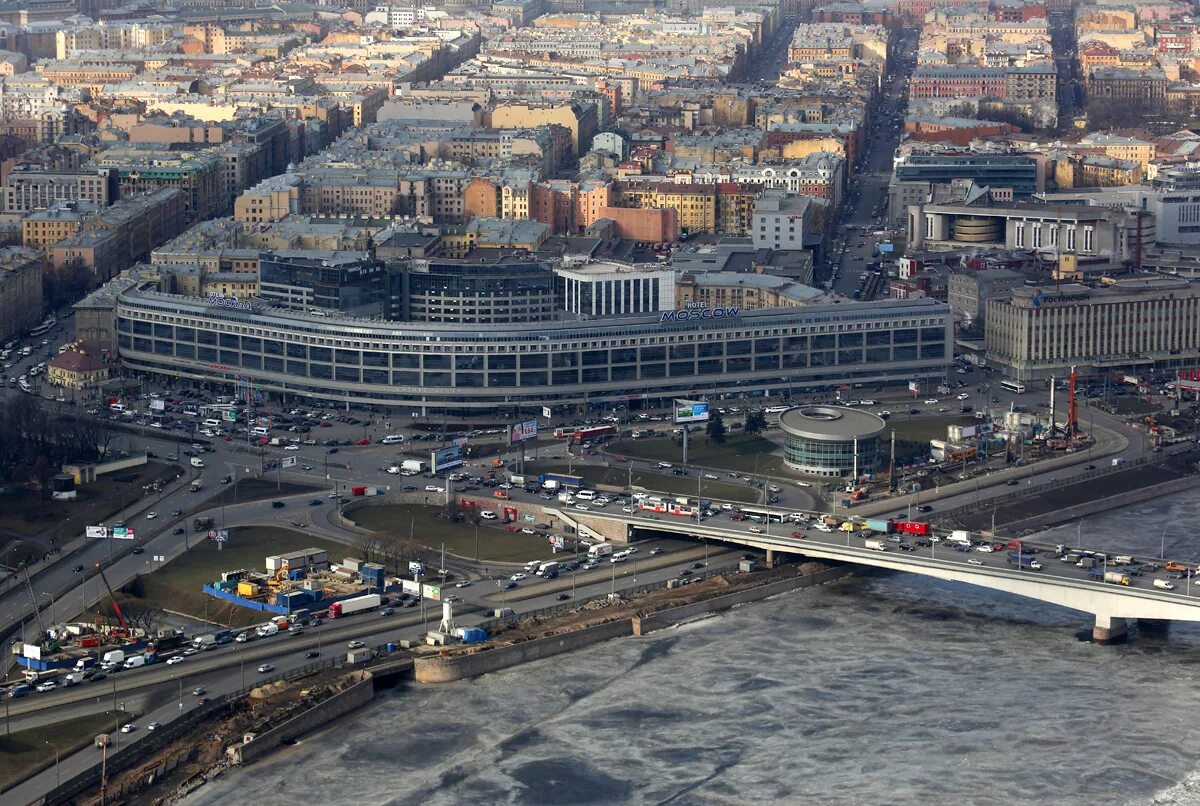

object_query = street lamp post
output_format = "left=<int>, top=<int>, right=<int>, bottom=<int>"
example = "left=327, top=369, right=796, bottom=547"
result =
left=45, top=740, right=59, bottom=786
left=40, top=591, right=55, bottom=625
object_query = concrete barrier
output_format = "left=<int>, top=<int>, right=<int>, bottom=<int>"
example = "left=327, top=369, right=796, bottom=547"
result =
left=231, top=672, right=376, bottom=765
left=632, top=566, right=851, bottom=635
left=414, top=619, right=634, bottom=683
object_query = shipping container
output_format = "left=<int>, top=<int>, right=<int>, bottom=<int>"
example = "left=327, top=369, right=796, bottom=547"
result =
left=895, top=521, right=931, bottom=536
left=864, top=518, right=894, bottom=533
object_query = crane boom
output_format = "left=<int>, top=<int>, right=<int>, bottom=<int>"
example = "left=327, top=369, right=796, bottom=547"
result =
left=94, top=562, right=127, bottom=631
left=22, top=563, right=45, bottom=638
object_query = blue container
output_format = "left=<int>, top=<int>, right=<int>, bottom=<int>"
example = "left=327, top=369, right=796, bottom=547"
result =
left=386, top=642, right=396, bottom=652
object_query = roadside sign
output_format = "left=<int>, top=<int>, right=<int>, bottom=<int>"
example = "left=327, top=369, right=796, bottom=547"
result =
left=222, top=410, right=237, bottom=422
left=281, top=455, right=297, bottom=469
left=522, top=514, right=536, bottom=522
left=215, top=530, right=228, bottom=543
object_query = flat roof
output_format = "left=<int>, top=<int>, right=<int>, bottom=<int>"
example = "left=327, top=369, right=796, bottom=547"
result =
left=778, top=405, right=886, bottom=441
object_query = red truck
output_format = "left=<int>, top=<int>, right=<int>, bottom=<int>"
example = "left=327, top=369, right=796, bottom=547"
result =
left=895, top=521, right=931, bottom=536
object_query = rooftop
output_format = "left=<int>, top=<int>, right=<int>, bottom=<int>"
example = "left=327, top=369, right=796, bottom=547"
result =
left=778, top=405, right=887, bottom=440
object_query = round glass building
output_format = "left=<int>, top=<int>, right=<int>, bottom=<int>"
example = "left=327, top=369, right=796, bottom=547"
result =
left=778, top=405, right=886, bottom=478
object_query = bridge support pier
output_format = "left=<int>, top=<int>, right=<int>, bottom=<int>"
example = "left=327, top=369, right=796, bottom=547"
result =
left=1093, top=614, right=1127, bottom=644
left=1137, top=618, right=1170, bottom=638
left=765, top=549, right=776, bottom=567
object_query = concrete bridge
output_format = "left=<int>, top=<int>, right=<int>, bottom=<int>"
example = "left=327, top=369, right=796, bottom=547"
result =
left=554, top=507, right=1200, bottom=643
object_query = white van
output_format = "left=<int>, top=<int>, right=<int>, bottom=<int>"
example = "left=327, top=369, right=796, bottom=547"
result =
left=202, top=419, right=221, bottom=428
left=575, top=489, right=596, bottom=501
left=190, top=457, right=205, bottom=468
left=251, top=426, right=269, bottom=437
left=122, top=655, right=146, bottom=670
left=110, top=403, right=127, bottom=413
left=380, top=434, right=404, bottom=444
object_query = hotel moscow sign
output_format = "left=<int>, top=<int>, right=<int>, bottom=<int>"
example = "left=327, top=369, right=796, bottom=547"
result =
left=660, top=301, right=740, bottom=323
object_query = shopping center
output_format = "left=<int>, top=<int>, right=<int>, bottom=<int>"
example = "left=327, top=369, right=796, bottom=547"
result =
left=86, top=280, right=954, bottom=414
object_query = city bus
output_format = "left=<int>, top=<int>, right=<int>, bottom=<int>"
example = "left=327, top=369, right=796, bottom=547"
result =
left=999, top=380, right=1026, bottom=395
left=27, top=321, right=54, bottom=338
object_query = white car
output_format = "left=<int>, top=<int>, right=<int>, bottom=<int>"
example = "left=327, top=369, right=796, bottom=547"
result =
left=455, top=580, right=471, bottom=588
left=622, top=506, right=635, bottom=513
left=479, top=511, right=497, bottom=520
left=574, top=505, right=589, bottom=511
left=284, top=445, right=300, bottom=451
left=924, top=398, right=939, bottom=404
left=976, top=545, right=993, bottom=553
left=145, top=511, right=158, bottom=520
left=35, top=681, right=57, bottom=692
left=656, top=462, right=673, bottom=469
left=967, top=558, right=984, bottom=566
left=347, top=641, right=365, bottom=649
left=749, top=526, right=764, bottom=533
left=703, top=473, right=718, bottom=480
left=166, top=655, right=185, bottom=665
left=499, top=482, right=513, bottom=489
left=956, top=393, right=970, bottom=400
left=795, top=482, right=811, bottom=488
left=120, top=723, right=136, bottom=733
left=521, top=528, right=535, bottom=534
left=511, top=573, right=527, bottom=581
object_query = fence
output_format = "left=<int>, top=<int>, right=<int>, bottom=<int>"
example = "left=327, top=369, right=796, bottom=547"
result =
left=201, top=584, right=288, bottom=615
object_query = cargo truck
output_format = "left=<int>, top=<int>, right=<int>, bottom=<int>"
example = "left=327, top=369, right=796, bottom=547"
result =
left=542, top=479, right=561, bottom=491
left=539, top=473, right=583, bottom=488
left=401, top=459, right=426, bottom=473
left=864, top=539, right=887, bottom=551
left=1088, top=568, right=1131, bottom=585
left=588, top=543, right=614, bottom=558
left=895, top=521, right=931, bottom=536
left=839, top=521, right=858, bottom=532
left=1165, top=561, right=1190, bottom=573
left=864, top=518, right=893, bottom=533
left=949, top=530, right=972, bottom=545
left=327, top=593, right=382, bottom=618
left=101, top=649, right=125, bottom=666
left=1007, top=554, right=1042, bottom=570
left=193, top=516, right=214, bottom=530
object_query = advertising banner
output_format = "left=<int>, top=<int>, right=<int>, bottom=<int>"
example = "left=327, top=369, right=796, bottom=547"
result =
left=421, top=584, right=442, bottom=601
left=86, top=525, right=108, bottom=539
left=149, top=399, right=165, bottom=412
left=222, top=409, right=237, bottom=422
left=281, top=455, right=297, bottom=469
left=408, top=561, right=425, bottom=576
left=509, top=420, right=538, bottom=443
left=111, top=527, right=135, bottom=540
left=430, top=445, right=463, bottom=473
left=673, top=400, right=710, bottom=424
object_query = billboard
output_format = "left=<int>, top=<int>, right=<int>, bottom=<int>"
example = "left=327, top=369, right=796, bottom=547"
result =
left=86, top=525, right=108, bottom=539
left=281, top=455, right=297, bottom=469
left=421, top=583, right=442, bottom=601
left=222, top=409, right=237, bottom=422
left=510, top=420, right=538, bottom=443
left=149, top=398, right=165, bottom=412
left=674, top=400, right=710, bottom=424
left=430, top=445, right=463, bottom=473
left=111, top=527, right=135, bottom=540
left=542, top=406, right=552, bottom=419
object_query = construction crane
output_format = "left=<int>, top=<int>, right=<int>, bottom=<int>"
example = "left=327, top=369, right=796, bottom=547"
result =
left=95, top=562, right=128, bottom=633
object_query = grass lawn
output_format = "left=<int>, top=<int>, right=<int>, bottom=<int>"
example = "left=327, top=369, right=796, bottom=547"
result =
left=1108, top=397, right=1161, bottom=416
left=205, top=478, right=323, bottom=508
left=351, top=504, right=556, bottom=564
left=0, top=710, right=127, bottom=792
left=884, top=415, right=977, bottom=464
left=607, top=433, right=792, bottom=477
left=530, top=462, right=763, bottom=504
left=0, top=462, right=180, bottom=541
left=125, top=526, right=349, bottom=628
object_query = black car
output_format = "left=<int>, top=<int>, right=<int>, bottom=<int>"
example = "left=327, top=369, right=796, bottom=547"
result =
left=171, top=509, right=182, bottom=517
left=304, top=650, right=320, bottom=659
left=272, top=501, right=285, bottom=509
left=327, top=447, right=339, bottom=454
left=917, top=505, right=933, bottom=513
left=504, top=581, right=518, bottom=590
left=131, top=547, right=144, bottom=555
left=172, top=526, right=185, bottom=535
left=556, top=593, right=572, bottom=601
left=72, top=564, right=84, bottom=573
left=309, top=499, right=323, bottom=506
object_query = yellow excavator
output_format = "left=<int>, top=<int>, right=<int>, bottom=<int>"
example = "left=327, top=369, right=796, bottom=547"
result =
left=268, top=562, right=290, bottom=590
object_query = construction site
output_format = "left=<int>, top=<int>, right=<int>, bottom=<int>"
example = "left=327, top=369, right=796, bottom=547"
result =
left=203, top=549, right=392, bottom=616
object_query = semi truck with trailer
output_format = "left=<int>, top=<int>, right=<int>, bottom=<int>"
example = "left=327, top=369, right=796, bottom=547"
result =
left=539, top=473, right=582, bottom=488
left=1007, top=553, right=1042, bottom=570
left=328, top=593, right=382, bottom=618
left=1087, top=568, right=1131, bottom=586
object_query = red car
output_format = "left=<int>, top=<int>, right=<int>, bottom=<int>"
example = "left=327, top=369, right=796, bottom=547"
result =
left=791, top=531, right=806, bottom=539
left=356, top=438, right=370, bottom=446
left=224, top=434, right=232, bottom=441
left=319, top=421, right=333, bottom=428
